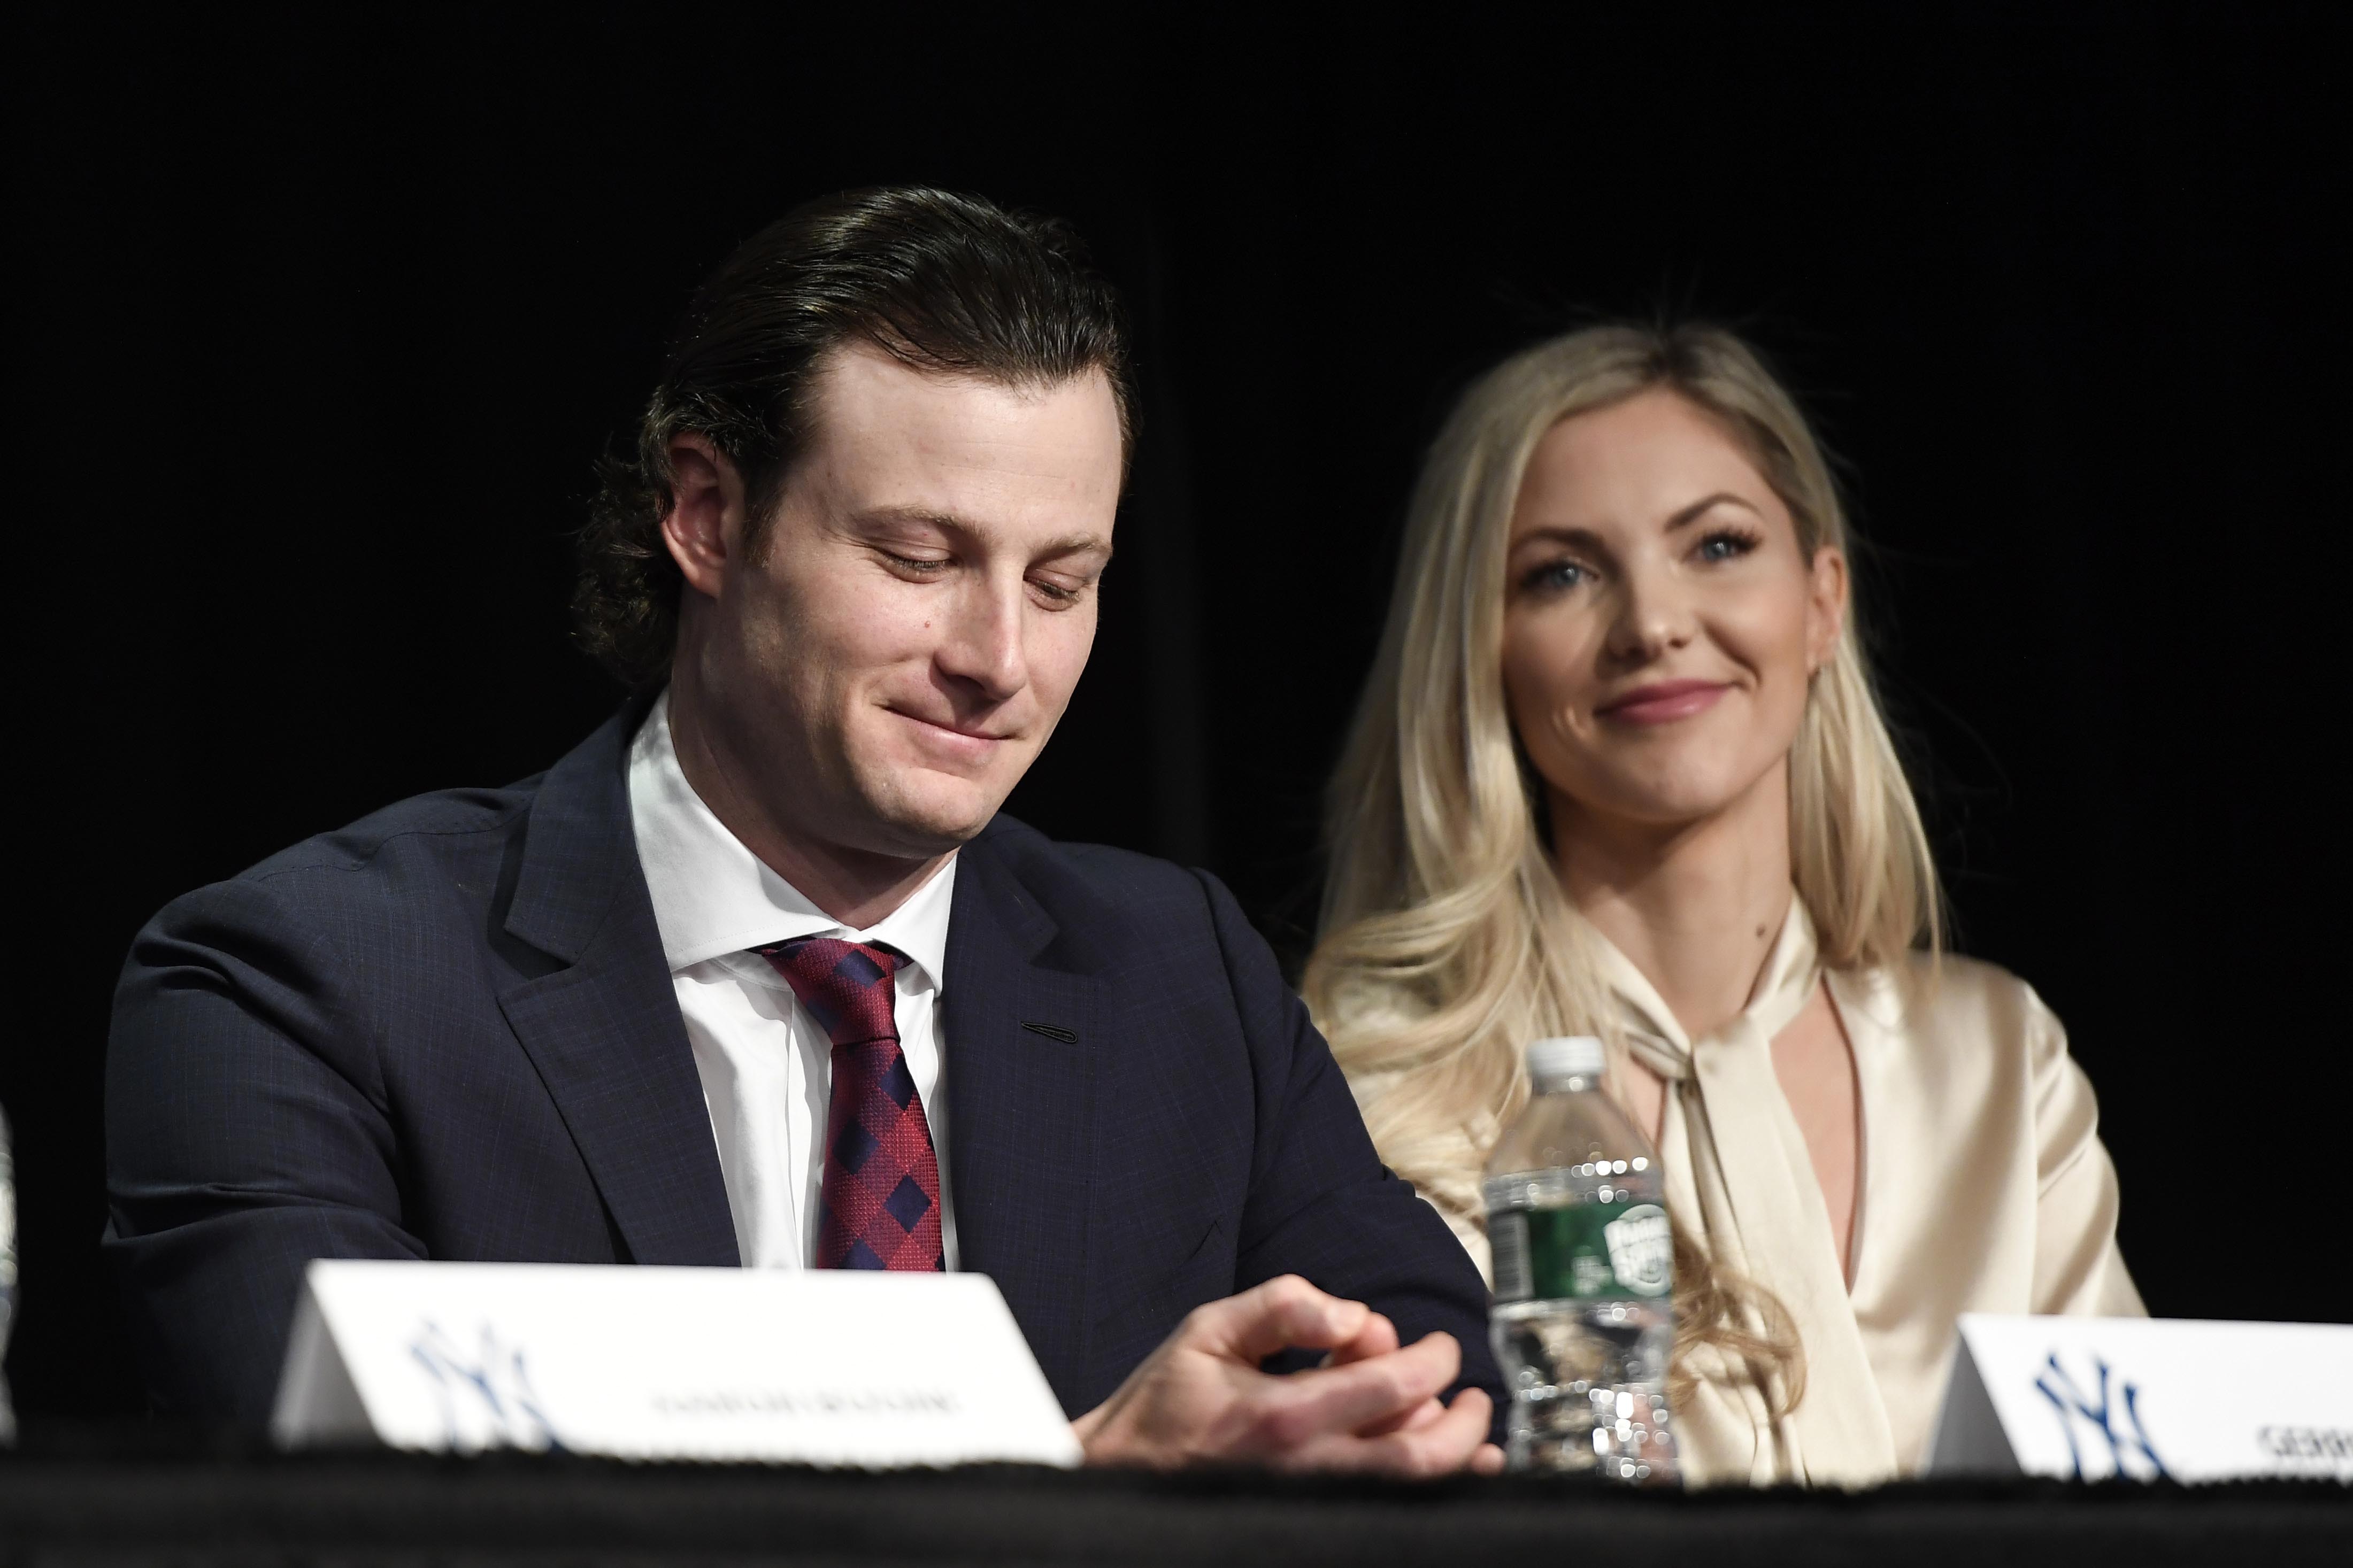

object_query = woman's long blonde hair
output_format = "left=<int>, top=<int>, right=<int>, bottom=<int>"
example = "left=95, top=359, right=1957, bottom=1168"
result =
left=1304, top=323, right=1941, bottom=1405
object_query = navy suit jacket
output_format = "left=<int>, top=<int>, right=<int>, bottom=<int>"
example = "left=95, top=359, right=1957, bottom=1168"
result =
left=106, top=701, right=1502, bottom=1427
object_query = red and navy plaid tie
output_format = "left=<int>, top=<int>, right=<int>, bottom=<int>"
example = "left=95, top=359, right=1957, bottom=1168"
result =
left=754, top=936, right=944, bottom=1271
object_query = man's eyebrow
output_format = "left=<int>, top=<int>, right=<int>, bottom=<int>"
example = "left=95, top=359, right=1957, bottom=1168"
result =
left=1033, top=531, right=1114, bottom=559
left=850, top=505, right=983, bottom=535
left=849, top=506, right=1112, bottom=559
left=1665, top=492, right=1766, bottom=530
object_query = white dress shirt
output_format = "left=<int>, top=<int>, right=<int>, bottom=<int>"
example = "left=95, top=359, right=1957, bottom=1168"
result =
left=627, top=690, right=960, bottom=1271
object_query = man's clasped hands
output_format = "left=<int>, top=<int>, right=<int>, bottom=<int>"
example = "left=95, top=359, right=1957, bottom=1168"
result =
left=1075, top=1274, right=1506, bottom=1476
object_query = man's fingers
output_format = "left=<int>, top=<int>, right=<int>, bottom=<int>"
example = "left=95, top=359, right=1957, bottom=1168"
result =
left=1366, top=1389, right=1499, bottom=1478
left=1280, top=1387, right=1498, bottom=1479
left=1193, top=1276, right=1370, bottom=1363
left=1079, top=1282, right=1500, bottom=1476
left=1351, top=1391, right=1449, bottom=1440
left=1320, top=1310, right=1398, bottom=1369
left=1248, top=1330, right=1462, bottom=1448
left=1257, top=1357, right=1443, bottom=1448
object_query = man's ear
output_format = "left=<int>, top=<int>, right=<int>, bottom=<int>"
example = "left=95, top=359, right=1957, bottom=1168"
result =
left=660, top=434, right=747, bottom=600
left=1805, top=544, right=1849, bottom=675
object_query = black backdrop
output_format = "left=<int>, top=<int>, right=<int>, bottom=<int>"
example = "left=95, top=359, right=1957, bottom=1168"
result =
left=8, top=7, right=2343, bottom=1420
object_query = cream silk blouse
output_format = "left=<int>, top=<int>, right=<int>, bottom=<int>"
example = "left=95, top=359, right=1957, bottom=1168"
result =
left=1412, top=901, right=2144, bottom=1487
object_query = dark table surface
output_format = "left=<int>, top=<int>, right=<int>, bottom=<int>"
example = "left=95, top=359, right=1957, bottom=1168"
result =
left=0, top=1430, right=2345, bottom=1567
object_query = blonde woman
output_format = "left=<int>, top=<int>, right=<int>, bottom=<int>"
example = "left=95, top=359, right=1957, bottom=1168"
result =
left=1306, top=324, right=2143, bottom=1487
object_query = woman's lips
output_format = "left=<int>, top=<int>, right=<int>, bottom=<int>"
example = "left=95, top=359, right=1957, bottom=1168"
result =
left=1596, top=679, right=1731, bottom=725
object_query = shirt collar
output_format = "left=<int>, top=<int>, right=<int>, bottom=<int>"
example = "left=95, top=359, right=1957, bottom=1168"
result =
left=626, top=688, right=957, bottom=990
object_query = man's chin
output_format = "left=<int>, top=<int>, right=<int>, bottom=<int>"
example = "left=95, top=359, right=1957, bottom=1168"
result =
left=862, top=771, right=1012, bottom=854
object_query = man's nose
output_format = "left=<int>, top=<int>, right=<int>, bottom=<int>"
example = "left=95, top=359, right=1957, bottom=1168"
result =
left=934, top=575, right=1028, bottom=702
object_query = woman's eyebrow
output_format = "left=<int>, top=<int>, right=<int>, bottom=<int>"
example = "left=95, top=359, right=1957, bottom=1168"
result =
left=1665, top=492, right=1766, bottom=530
left=1509, top=523, right=1606, bottom=552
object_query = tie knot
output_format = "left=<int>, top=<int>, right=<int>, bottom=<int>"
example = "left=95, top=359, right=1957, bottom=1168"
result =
left=755, top=937, right=904, bottom=1047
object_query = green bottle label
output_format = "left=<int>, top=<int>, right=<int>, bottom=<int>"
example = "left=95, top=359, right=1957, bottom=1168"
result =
left=1490, top=1199, right=1672, bottom=1303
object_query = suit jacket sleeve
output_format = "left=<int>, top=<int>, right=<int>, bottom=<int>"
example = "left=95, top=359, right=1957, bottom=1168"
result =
left=106, top=869, right=426, bottom=1423
left=1194, top=871, right=1506, bottom=1413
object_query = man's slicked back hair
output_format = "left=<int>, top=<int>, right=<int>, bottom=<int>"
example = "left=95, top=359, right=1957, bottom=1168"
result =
left=573, top=186, right=1136, bottom=689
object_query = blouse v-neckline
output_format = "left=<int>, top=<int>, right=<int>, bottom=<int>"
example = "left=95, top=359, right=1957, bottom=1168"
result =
left=1590, top=897, right=1900, bottom=1485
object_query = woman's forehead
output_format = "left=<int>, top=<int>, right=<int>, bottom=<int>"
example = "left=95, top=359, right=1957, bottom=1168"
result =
left=1511, top=392, right=1783, bottom=538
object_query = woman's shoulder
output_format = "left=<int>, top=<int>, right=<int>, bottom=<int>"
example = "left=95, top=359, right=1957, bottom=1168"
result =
left=1828, top=948, right=2070, bottom=1079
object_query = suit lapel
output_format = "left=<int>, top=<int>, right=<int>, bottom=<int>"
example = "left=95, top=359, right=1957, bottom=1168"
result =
left=495, top=700, right=741, bottom=1269
left=483, top=710, right=1116, bottom=1324
left=944, top=832, right=1104, bottom=1407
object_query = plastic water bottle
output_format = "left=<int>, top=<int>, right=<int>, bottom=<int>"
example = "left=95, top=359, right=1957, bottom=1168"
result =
left=1485, top=1036, right=1676, bottom=1482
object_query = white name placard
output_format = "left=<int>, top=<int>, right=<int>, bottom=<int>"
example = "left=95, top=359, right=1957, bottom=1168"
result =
left=272, top=1261, right=1082, bottom=1468
left=1926, top=1314, right=2352, bottom=1482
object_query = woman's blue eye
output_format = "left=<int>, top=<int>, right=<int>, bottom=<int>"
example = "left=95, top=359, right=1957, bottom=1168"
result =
left=1697, top=532, right=1755, bottom=562
left=1526, top=561, right=1587, bottom=592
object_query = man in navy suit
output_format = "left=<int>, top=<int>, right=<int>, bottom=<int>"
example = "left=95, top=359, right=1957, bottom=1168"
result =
left=107, top=188, right=1503, bottom=1473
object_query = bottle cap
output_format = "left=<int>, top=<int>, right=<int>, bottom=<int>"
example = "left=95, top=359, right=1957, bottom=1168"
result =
left=1526, top=1035, right=1606, bottom=1087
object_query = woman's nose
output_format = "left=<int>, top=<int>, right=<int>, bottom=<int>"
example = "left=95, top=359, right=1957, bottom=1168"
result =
left=1605, top=568, right=1695, bottom=663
